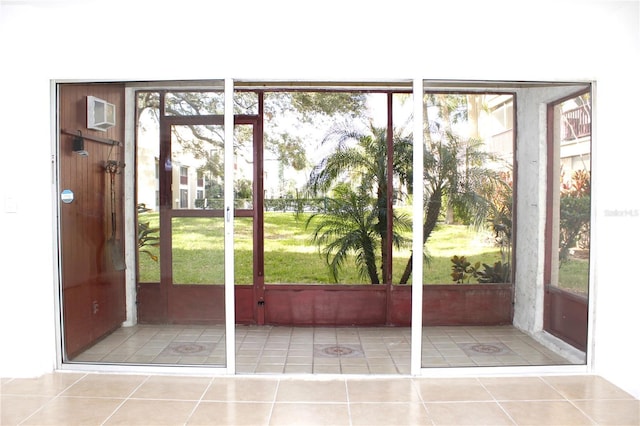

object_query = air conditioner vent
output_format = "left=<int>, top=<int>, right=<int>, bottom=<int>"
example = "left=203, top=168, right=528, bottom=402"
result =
left=87, top=96, right=116, bottom=131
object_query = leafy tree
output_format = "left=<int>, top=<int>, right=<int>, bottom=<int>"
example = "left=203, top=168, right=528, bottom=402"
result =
left=398, top=97, right=508, bottom=284
left=307, top=186, right=381, bottom=283
left=306, top=123, right=413, bottom=283
left=484, top=171, right=513, bottom=265
left=306, top=185, right=411, bottom=284
left=559, top=169, right=591, bottom=261
left=274, top=92, right=367, bottom=122
left=137, top=91, right=367, bottom=198
left=235, top=179, right=253, bottom=200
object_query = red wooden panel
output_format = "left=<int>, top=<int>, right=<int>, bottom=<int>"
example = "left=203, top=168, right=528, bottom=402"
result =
left=136, top=283, right=164, bottom=324
left=167, top=285, right=225, bottom=323
left=137, top=284, right=254, bottom=325
left=235, top=285, right=254, bottom=324
left=139, top=283, right=513, bottom=328
left=388, top=284, right=513, bottom=326
left=544, top=286, right=588, bottom=351
left=62, top=285, right=92, bottom=358
left=387, top=286, right=412, bottom=325
left=423, top=284, right=513, bottom=326
left=264, top=285, right=387, bottom=325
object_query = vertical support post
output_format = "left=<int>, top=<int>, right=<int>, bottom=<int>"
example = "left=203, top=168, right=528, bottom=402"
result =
left=224, top=78, right=236, bottom=374
left=411, top=78, right=424, bottom=376
left=386, top=92, right=394, bottom=284
left=255, top=92, right=266, bottom=325
left=385, top=93, right=394, bottom=323
left=158, top=91, right=171, bottom=321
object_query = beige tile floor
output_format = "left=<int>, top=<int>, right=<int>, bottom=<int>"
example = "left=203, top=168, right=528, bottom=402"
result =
left=2, top=373, right=638, bottom=425
left=71, top=325, right=573, bottom=372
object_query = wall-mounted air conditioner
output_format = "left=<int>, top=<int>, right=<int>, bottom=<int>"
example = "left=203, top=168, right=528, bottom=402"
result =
left=87, top=96, right=116, bottom=131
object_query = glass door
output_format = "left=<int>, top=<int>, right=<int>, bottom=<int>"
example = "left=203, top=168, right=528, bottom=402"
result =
left=135, top=87, right=230, bottom=367
left=544, top=90, right=592, bottom=354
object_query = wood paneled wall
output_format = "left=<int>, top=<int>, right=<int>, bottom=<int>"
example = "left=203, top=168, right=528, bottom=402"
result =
left=58, top=83, right=126, bottom=358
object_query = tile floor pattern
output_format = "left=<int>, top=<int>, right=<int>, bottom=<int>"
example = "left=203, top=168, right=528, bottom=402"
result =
left=71, top=325, right=572, bottom=372
left=2, top=373, right=638, bottom=425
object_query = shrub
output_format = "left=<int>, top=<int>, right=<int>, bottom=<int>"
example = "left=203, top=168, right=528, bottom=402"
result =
left=451, top=255, right=510, bottom=283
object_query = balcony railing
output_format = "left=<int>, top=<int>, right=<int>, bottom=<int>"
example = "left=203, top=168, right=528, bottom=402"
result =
left=562, top=106, right=591, bottom=140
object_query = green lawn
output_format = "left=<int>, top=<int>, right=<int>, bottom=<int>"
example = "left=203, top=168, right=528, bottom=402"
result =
left=138, top=211, right=588, bottom=288
left=558, top=259, right=590, bottom=295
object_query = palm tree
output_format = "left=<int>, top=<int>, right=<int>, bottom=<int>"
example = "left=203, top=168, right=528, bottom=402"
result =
left=305, top=104, right=509, bottom=285
left=306, top=123, right=412, bottom=284
left=305, top=187, right=370, bottom=283
left=398, top=130, right=507, bottom=284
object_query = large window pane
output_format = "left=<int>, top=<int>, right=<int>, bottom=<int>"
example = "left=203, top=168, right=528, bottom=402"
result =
left=234, top=124, right=253, bottom=209
left=262, top=91, right=414, bottom=285
left=420, top=93, right=514, bottom=286
left=421, top=92, right=515, bottom=369
left=542, top=90, right=591, bottom=355
left=171, top=124, right=224, bottom=210
left=554, top=95, right=591, bottom=296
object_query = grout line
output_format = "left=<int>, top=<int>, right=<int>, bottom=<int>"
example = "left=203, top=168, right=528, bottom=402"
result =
left=344, top=378, right=353, bottom=426
left=537, top=374, right=601, bottom=424
left=477, top=376, right=518, bottom=425
left=282, top=325, right=294, bottom=374
left=266, top=378, right=280, bottom=425
left=539, top=375, right=570, bottom=400
left=410, top=376, right=437, bottom=425
left=183, top=376, right=216, bottom=425
left=99, top=374, right=152, bottom=426
left=16, top=372, right=89, bottom=426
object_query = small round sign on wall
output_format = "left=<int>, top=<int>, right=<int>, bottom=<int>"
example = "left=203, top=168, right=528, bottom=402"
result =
left=61, top=189, right=74, bottom=204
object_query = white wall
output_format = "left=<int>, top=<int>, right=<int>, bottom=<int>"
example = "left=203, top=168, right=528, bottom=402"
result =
left=1, top=0, right=638, bottom=397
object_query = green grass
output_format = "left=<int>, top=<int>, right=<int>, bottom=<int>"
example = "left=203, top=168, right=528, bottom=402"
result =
left=138, top=212, right=524, bottom=285
left=558, top=259, right=590, bottom=295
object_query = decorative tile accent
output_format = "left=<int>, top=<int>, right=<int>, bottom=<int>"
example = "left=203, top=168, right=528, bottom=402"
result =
left=314, top=344, right=364, bottom=358
left=458, top=342, right=514, bottom=357
left=71, top=325, right=575, bottom=368
left=160, top=342, right=215, bottom=357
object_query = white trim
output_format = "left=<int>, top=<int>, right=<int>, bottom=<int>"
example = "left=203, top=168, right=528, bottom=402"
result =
left=586, top=81, right=597, bottom=371
left=420, top=364, right=590, bottom=378
left=51, top=80, right=64, bottom=370
left=224, top=78, right=236, bottom=374
left=57, top=363, right=230, bottom=376
left=410, top=78, right=424, bottom=376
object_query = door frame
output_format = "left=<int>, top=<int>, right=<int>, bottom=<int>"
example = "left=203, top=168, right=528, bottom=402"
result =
left=543, top=87, right=592, bottom=352
left=140, top=95, right=262, bottom=327
left=54, top=78, right=595, bottom=378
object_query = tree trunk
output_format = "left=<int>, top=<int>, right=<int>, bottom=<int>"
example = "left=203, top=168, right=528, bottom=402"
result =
left=399, top=188, right=443, bottom=284
left=364, top=238, right=380, bottom=284
left=377, top=181, right=387, bottom=285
